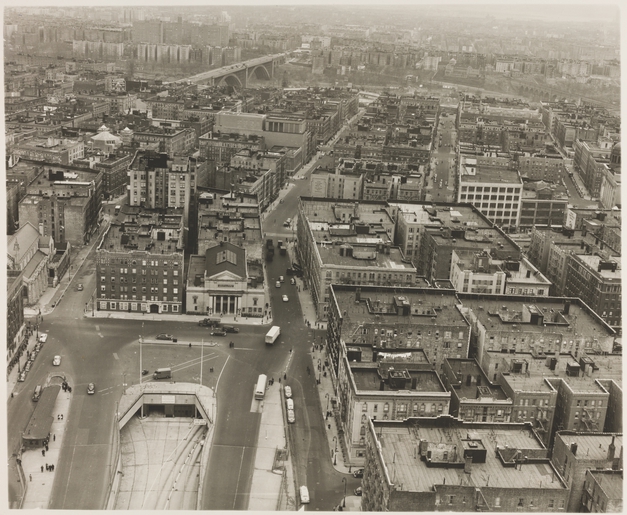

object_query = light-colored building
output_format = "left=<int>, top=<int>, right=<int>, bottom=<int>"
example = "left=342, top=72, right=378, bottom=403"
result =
left=185, top=241, right=267, bottom=318
left=457, top=155, right=523, bottom=228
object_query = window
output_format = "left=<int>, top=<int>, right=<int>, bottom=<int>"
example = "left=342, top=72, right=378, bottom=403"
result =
left=494, top=497, right=500, bottom=507
left=362, top=402, right=368, bottom=412
left=548, top=499, right=554, bottom=508
left=384, top=403, right=389, bottom=412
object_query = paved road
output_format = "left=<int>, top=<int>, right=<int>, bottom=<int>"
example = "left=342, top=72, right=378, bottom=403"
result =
left=425, top=113, right=457, bottom=203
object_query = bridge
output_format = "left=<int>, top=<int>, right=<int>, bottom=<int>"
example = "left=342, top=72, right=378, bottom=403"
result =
left=509, top=77, right=618, bottom=111
left=169, top=53, right=286, bottom=88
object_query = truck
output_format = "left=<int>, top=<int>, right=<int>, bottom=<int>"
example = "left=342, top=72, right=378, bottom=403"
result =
left=265, top=326, right=280, bottom=345
left=153, top=367, right=172, bottom=380
left=199, top=317, right=221, bottom=327
left=266, top=247, right=274, bottom=261
left=266, top=238, right=274, bottom=249
left=279, top=244, right=287, bottom=256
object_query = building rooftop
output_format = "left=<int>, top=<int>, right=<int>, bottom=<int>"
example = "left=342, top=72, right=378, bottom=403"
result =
left=446, top=358, right=510, bottom=400
left=391, top=203, right=493, bottom=229
left=316, top=241, right=411, bottom=268
left=332, top=286, right=467, bottom=346
left=461, top=160, right=522, bottom=184
left=373, top=417, right=565, bottom=492
left=100, top=208, right=184, bottom=254
left=555, top=432, right=623, bottom=462
left=588, top=470, right=623, bottom=500
left=492, top=351, right=623, bottom=392
left=352, top=367, right=445, bottom=393
left=457, top=295, right=615, bottom=342
left=575, top=254, right=621, bottom=280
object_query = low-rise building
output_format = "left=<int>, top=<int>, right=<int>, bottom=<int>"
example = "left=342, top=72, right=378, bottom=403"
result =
left=442, top=358, right=513, bottom=423
left=551, top=432, right=623, bottom=512
left=336, top=352, right=451, bottom=463
left=12, top=137, right=85, bottom=165
left=581, top=469, right=623, bottom=512
left=457, top=155, right=523, bottom=229
left=564, top=254, right=621, bottom=331
left=297, top=198, right=416, bottom=320
left=185, top=241, right=266, bottom=318
left=363, top=416, right=569, bottom=512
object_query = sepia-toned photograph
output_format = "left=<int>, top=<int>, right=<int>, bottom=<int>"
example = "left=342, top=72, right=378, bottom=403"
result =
left=4, top=2, right=622, bottom=512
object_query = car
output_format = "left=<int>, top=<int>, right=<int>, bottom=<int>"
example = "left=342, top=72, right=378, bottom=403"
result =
left=354, top=487, right=362, bottom=496
left=290, top=277, right=296, bottom=285
left=52, top=355, right=61, bottom=366
left=87, top=383, right=96, bottom=395
left=38, top=333, right=48, bottom=344
left=282, top=295, right=289, bottom=302
left=18, top=372, right=26, bottom=382
left=276, top=281, right=281, bottom=288
left=223, top=325, right=240, bottom=333
left=77, top=283, right=83, bottom=291
left=283, top=220, right=290, bottom=227
left=156, top=333, right=174, bottom=340
left=211, top=329, right=227, bottom=337
left=286, top=398, right=294, bottom=411
left=24, top=362, right=31, bottom=372
left=287, top=409, right=295, bottom=423
left=284, top=385, right=292, bottom=398
left=353, top=468, right=364, bottom=478
left=279, top=276, right=284, bottom=283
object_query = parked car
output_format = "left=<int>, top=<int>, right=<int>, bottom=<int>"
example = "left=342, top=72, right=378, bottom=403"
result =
left=38, top=333, right=48, bottom=344
left=290, top=277, right=296, bottom=285
left=77, top=283, right=83, bottom=291
left=287, top=409, right=295, bottom=423
left=284, top=386, right=292, bottom=398
left=156, top=333, right=174, bottom=341
left=354, top=487, right=362, bottom=496
left=211, top=329, right=227, bottom=337
left=87, top=383, right=96, bottom=395
left=52, top=355, right=61, bottom=366
left=18, top=372, right=26, bottom=382
left=282, top=295, right=289, bottom=302
left=353, top=468, right=364, bottom=478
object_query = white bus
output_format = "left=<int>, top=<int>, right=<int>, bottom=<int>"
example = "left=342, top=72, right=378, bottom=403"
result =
left=265, top=326, right=281, bottom=344
left=255, top=374, right=268, bottom=400
left=299, top=485, right=310, bottom=504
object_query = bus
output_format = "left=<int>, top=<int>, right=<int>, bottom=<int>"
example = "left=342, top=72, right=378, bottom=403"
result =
left=255, top=374, right=267, bottom=400
left=265, top=326, right=281, bottom=344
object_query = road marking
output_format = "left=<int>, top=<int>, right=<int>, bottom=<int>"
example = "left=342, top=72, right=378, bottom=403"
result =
left=95, top=325, right=100, bottom=331
left=232, top=447, right=246, bottom=510
left=215, top=355, right=229, bottom=394
left=113, top=353, right=119, bottom=360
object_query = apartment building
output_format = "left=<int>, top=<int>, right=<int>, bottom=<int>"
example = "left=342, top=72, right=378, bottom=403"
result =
left=362, top=417, right=569, bottom=512
left=296, top=198, right=415, bottom=320
left=96, top=207, right=184, bottom=314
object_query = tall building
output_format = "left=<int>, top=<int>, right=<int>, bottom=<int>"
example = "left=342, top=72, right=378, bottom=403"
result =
left=96, top=208, right=184, bottom=314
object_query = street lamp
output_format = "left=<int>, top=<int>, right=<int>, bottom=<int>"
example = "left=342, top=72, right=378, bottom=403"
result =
left=342, top=477, right=347, bottom=508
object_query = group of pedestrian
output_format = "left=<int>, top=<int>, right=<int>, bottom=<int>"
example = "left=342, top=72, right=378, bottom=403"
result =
left=57, top=414, right=64, bottom=420
left=41, top=464, right=55, bottom=472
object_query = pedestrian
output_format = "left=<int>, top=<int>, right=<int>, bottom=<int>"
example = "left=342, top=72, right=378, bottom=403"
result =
left=45, top=445, right=49, bottom=452
left=57, top=415, right=60, bottom=420
left=42, top=449, right=45, bottom=457
left=283, top=373, right=287, bottom=380
left=53, top=434, right=55, bottom=442
left=51, top=464, right=54, bottom=472
left=61, top=414, right=63, bottom=420
left=42, top=465, right=44, bottom=473
left=29, top=474, right=32, bottom=482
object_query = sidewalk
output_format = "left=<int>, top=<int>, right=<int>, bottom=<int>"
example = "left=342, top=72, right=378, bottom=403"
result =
left=248, top=381, right=296, bottom=511
left=19, top=384, right=72, bottom=509
left=287, top=243, right=355, bottom=475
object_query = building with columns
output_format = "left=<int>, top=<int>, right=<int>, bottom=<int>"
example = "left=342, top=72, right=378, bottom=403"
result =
left=185, top=241, right=267, bottom=319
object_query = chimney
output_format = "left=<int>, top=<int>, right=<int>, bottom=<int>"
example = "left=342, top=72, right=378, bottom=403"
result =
left=607, top=436, right=616, bottom=462
left=616, top=445, right=623, bottom=471
left=570, top=442, right=578, bottom=456
left=464, top=455, right=472, bottom=474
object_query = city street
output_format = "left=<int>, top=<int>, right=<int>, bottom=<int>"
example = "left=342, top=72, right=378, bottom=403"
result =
left=425, top=113, right=457, bottom=203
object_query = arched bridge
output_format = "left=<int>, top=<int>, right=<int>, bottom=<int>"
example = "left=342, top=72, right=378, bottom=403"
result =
left=510, top=78, right=617, bottom=111
left=169, top=53, right=286, bottom=88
